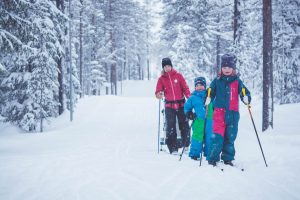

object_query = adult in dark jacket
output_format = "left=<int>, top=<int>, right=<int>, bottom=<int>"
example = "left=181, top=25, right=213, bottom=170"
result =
left=155, top=58, right=191, bottom=154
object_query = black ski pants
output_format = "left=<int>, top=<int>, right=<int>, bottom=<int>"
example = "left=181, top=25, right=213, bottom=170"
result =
left=165, top=107, right=190, bottom=153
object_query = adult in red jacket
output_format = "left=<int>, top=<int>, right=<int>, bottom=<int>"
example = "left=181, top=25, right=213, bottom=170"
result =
left=155, top=58, right=191, bottom=154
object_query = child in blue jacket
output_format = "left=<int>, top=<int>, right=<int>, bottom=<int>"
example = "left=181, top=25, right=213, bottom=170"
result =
left=184, top=77, right=213, bottom=160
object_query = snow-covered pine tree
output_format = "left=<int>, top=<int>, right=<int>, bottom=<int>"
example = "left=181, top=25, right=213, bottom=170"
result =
left=53, top=0, right=67, bottom=115
left=202, top=0, right=231, bottom=79
left=160, top=0, right=195, bottom=78
left=273, top=0, right=300, bottom=104
left=89, top=61, right=106, bottom=95
left=64, top=0, right=80, bottom=113
left=73, top=0, right=107, bottom=96
left=25, top=0, right=68, bottom=132
left=232, top=0, right=263, bottom=92
left=65, top=0, right=151, bottom=96
left=0, top=0, right=67, bottom=131
left=144, top=0, right=155, bottom=80
left=125, top=1, right=148, bottom=81
left=160, top=0, right=231, bottom=82
left=100, top=0, right=149, bottom=85
left=0, top=0, right=33, bottom=121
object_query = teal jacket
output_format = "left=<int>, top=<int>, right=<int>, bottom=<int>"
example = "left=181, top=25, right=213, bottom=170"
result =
left=210, top=75, right=250, bottom=112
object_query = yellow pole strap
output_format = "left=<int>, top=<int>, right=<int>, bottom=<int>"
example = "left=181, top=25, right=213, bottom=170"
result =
left=242, top=87, right=246, bottom=97
left=242, top=87, right=251, bottom=108
left=207, top=88, right=211, bottom=98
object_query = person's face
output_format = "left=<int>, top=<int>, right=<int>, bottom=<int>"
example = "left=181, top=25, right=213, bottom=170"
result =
left=195, top=84, right=205, bottom=91
left=163, top=65, right=172, bottom=72
left=221, top=66, right=233, bottom=76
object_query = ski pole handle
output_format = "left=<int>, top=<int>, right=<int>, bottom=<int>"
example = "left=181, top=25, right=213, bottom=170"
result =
left=205, top=88, right=211, bottom=106
left=242, top=87, right=246, bottom=97
left=207, top=88, right=211, bottom=98
left=242, top=87, right=250, bottom=107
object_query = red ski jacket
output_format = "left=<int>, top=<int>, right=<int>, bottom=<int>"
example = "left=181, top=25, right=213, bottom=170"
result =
left=155, top=69, right=191, bottom=109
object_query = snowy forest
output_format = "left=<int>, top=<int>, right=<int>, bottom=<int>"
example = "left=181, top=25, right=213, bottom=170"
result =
left=0, top=0, right=299, bottom=132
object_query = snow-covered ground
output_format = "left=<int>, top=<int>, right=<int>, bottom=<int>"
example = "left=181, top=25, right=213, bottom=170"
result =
left=1, top=80, right=300, bottom=200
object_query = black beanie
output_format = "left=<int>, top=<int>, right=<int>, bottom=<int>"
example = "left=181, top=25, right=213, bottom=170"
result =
left=162, top=57, right=172, bottom=68
left=194, top=77, right=206, bottom=88
left=221, top=54, right=236, bottom=69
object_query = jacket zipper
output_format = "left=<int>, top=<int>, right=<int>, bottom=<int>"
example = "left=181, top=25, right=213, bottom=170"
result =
left=230, top=86, right=233, bottom=101
left=167, top=73, right=176, bottom=101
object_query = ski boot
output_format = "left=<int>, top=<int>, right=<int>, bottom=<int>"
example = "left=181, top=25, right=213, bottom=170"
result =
left=224, top=160, right=234, bottom=166
left=208, top=161, right=217, bottom=167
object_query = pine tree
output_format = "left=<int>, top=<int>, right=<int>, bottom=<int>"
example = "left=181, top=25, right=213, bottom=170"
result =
left=53, top=0, right=66, bottom=115
left=273, top=0, right=300, bottom=104
left=0, top=0, right=67, bottom=131
left=160, top=0, right=232, bottom=81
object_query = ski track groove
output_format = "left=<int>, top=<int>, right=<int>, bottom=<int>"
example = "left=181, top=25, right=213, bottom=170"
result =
left=263, top=175, right=300, bottom=200
left=168, top=170, right=198, bottom=200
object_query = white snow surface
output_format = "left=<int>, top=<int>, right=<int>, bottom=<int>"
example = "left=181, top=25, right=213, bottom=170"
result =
left=1, top=80, right=300, bottom=200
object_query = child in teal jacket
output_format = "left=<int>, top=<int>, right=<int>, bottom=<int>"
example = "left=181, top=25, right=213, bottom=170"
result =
left=205, top=54, right=251, bottom=166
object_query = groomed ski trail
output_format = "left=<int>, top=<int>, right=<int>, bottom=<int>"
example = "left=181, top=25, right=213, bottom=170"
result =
left=0, top=80, right=300, bottom=200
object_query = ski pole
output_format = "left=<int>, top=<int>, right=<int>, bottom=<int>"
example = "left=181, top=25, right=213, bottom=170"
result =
left=161, top=107, right=166, bottom=151
left=199, top=107, right=208, bottom=166
left=200, top=88, right=211, bottom=166
left=242, top=88, right=268, bottom=167
left=158, top=98, right=161, bottom=154
left=179, top=119, right=195, bottom=161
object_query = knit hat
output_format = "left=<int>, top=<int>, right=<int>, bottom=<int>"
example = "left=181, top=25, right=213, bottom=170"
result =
left=221, top=53, right=236, bottom=69
left=194, top=77, right=206, bottom=88
left=162, top=57, right=172, bottom=68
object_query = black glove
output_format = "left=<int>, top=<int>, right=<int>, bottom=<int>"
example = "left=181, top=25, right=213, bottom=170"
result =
left=186, top=111, right=196, bottom=120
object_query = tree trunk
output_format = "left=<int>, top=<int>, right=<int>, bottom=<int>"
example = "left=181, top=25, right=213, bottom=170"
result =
left=128, top=64, right=131, bottom=80
left=233, top=0, right=241, bottom=44
left=58, top=58, right=64, bottom=115
left=146, top=26, right=150, bottom=80
left=216, top=14, right=220, bottom=79
left=55, top=0, right=64, bottom=10
left=145, top=0, right=150, bottom=80
left=262, top=0, right=273, bottom=131
left=138, top=54, right=142, bottom=80
left=68, top=0, right=73, bottom=121
left=123, top=35, right=127, bottom=80
left=79, top=0, right=83, bottom=97
left=109, top=0, right=117, bottom=95
left=56, top=0, right=64, bottom=115
left=216, top=35, right=220, bottom=77
left=110, top=29, right=117, bottom=95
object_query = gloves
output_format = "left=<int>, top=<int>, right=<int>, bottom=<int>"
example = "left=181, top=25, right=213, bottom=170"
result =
left=242, top=95, right=251, bottom=105
left=186, top=111, right=196, bottom=120
left=205, top=97, right=211, bottom=106
left=156, top=92, right=164, bottom=99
